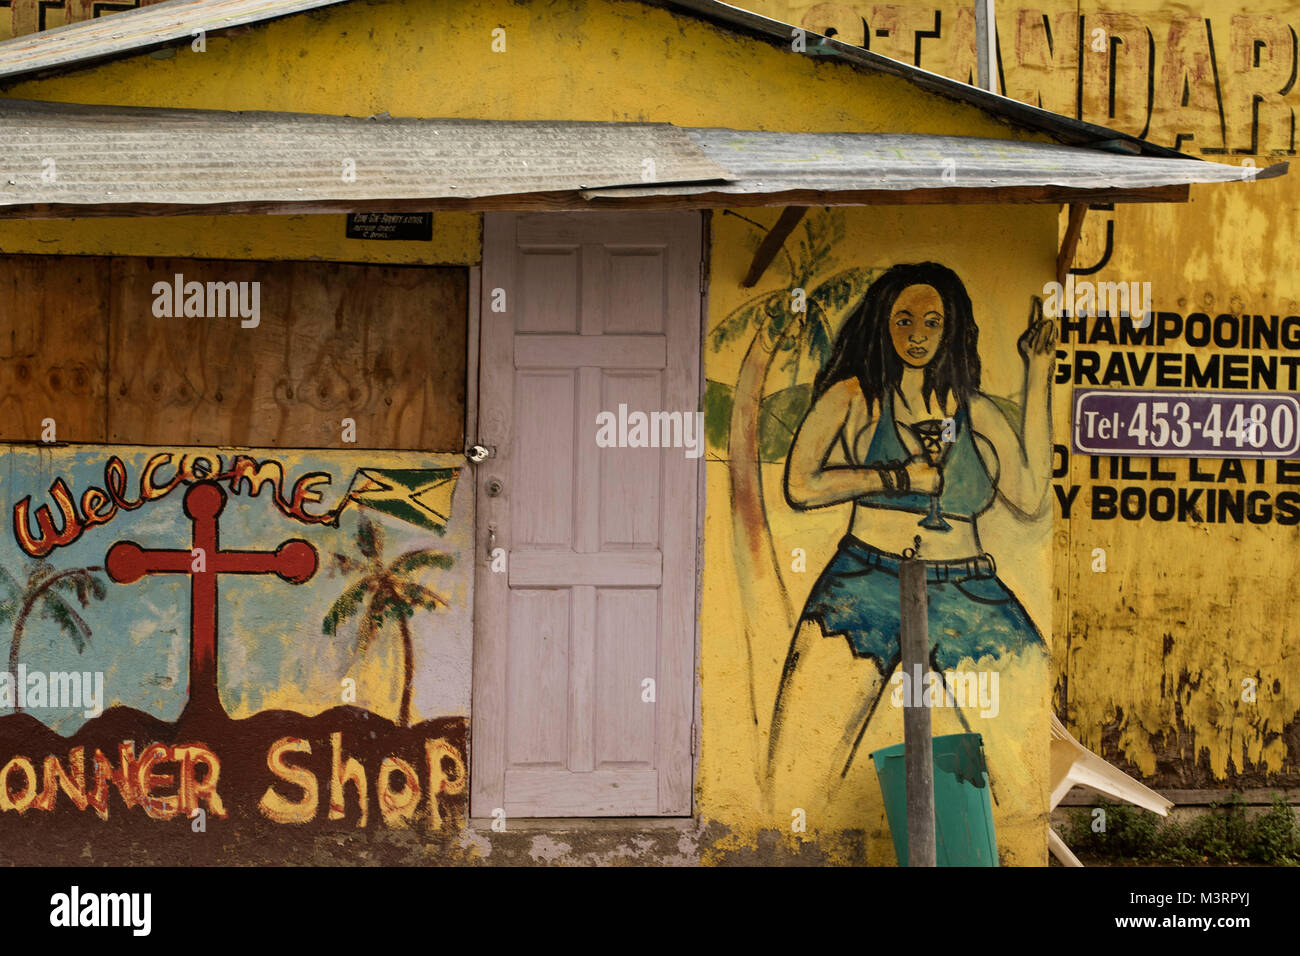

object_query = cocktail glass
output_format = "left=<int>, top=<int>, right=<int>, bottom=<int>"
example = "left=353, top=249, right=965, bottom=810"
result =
left=912, top=419, right=952, bottom=532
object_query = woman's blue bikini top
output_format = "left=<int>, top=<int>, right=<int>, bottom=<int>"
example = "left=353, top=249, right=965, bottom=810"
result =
left=851, top=386, right=997, bottom=520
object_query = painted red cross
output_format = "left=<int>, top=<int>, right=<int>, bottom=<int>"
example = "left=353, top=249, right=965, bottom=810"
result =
left=105, top=480, right=317, bottom=724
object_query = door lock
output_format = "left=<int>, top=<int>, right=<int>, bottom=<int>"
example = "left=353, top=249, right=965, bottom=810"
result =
left=485, top=477, right=504, bottom=497
left=466, top=443, right=496, bottom=463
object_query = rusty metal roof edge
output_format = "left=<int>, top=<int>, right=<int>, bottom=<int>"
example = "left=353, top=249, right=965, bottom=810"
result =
left=0, top=0, right=356, bottom=84
left=650, top=0, right=1200, bottom=162
left=0, top=0, right=350, bottom=44
left=0, top=185, right=1194, bottom=218
left=0, top=96, right=705, bottom=128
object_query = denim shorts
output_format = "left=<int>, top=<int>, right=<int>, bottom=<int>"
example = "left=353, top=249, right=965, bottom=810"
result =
left=799, top=535, right=1045, bottom=671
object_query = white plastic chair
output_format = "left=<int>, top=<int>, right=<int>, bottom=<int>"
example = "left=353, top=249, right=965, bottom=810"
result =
left=1049, top=713, right=1173, bottom=866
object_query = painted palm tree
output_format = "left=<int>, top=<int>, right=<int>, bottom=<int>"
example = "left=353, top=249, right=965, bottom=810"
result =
left=322, top=514, right=454, bottom=727
left=707, top=208, right=874, bottom=781
left=1, top=562, right=106, bottom=714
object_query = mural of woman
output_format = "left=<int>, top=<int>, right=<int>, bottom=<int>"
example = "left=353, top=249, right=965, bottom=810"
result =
left=766, top=261, right=1056, bottom=807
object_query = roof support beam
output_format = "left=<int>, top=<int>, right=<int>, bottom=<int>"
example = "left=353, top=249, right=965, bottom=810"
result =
left=1056, top=202, right=1088, bottom=286
left=741, top=206, right=807, bottom=288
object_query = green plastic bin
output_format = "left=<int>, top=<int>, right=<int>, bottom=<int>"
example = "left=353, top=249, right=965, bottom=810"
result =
left=869, top=732, right=998, bottom=867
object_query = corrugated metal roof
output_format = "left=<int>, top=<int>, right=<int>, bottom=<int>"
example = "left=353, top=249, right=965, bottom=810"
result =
left=0, top=99, right=733, bottom=207
left=0, top=99, right=1283, bottom=215
left=0, top=0, right=1209, bottom=161
left=580, top=127, right=1287, bottom=198
left=0, top=0, right=353, bottom=81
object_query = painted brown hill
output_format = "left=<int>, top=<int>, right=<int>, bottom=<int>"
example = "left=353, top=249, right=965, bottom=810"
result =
left=0, top=705, right=468, bottom=865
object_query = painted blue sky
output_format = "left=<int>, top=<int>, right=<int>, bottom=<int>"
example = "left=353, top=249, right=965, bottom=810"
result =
left=0, top=446, right=471, bottom=734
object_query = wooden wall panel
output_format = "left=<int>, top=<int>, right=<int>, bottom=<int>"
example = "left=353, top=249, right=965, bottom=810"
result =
left=0, top=255, right=109, bottom=442
left=0, top=254, right=466, bottom=450
left=104, top=257, right=466, bottom=450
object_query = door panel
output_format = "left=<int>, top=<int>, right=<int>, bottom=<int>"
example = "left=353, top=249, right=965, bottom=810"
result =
left=512, top=369, right=576, bottom=547
left=472, top=211, right=702, bottom=817
left=504, top=588, right=571, bottom=768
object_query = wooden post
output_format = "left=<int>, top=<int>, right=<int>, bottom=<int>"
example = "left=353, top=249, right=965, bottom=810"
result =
left=900, top=545, right=936, bottom=866
left=741, top=206, right=808, bottom=288
left=1056, top=203, right=1088, bottom=286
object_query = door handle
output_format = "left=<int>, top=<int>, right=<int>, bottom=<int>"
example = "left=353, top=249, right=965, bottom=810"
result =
left=466, top=443, right=496, bottom=463
left=487, top=524, right=497, bottom=562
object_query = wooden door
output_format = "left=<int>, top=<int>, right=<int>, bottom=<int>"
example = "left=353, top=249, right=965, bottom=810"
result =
left=471, top=211, right=702, bottom=817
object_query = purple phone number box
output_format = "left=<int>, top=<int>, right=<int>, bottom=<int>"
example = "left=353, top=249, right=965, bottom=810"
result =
left=1072, top=389, right=1300, bottom=458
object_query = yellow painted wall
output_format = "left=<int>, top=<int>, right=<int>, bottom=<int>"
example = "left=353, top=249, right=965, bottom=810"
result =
left=0, top=0, right=1062, bottom=858
left=744, top=0, right=1300, bottom=787
left=0, top=213, right=481, bottom=265
left=0, top=0, right=1027, bottom=134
